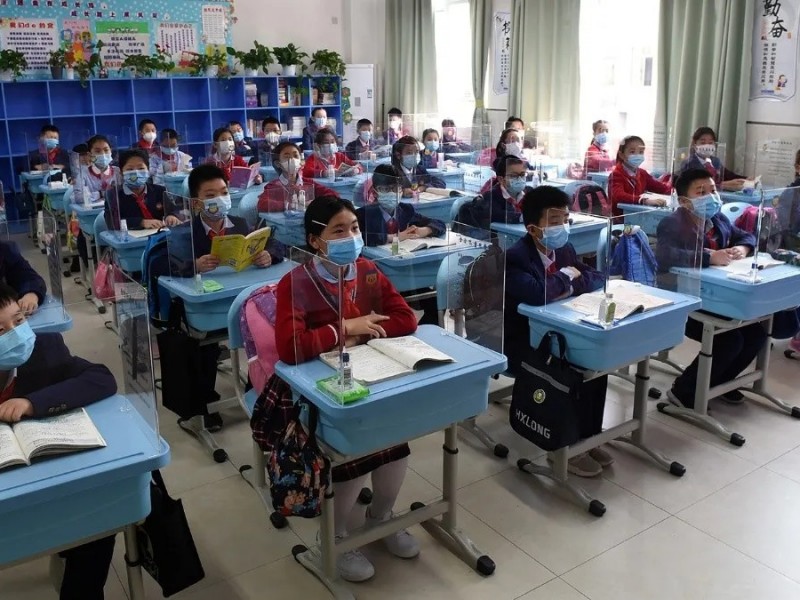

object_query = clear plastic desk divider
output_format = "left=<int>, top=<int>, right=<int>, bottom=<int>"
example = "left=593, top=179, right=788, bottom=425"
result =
left=165, top=196, right=199, bottom=285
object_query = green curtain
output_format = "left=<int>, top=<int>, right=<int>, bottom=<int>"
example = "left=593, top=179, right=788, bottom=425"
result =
left=384, top=0, right=439, bottom=119
left=470, top=0, right=492, bottom=147
left=656, top=0, right=754, bottom=172
left=508, top=0, right=581, bottom=139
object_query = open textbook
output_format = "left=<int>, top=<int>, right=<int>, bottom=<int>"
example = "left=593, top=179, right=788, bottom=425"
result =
left=320, top=336, right=454, bottom=384
left=712, top=255, right=785, bottom=275
left=418, top=189, right=463, bottom=201
left=210, top=226, right=271, bottom=272
left=380, top=230, right=459, bottom=254
left=0, top=408, right=106, bottom=470
left=126, top=228, right=160, bottom=239
left=229, top=162, right=261, bottom=189
left=563, top=281, right=673, bottom=322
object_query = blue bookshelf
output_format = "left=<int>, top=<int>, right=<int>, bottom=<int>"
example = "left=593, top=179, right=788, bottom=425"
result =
left=0, top=75, right=342, bottom=197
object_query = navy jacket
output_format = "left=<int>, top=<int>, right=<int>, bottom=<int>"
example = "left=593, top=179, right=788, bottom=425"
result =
left=345, top=138, right=377, bottom=160
left=393, top=163, right=445, bottom=192
left=104, top=183, right=173, bottom=230
left=655, top=207, right=756, bottom=271
left=0, top=241, right=47, bottom=305
left=302, top=122, right=322, bottom=151
left=17, top=333, right=117, bottom=417
left=779, top=178, right=800, bottom=237
left=356, top=202, right=445, bottom=246
left=679, top=154, right=744, bottom=181
left=27, top=148, right=72, bottom=181
left=504, top=235, right=604, bottom=373
left=234, top=137, right=256, bottom=160
left=481, top=181, right=522, bottom=225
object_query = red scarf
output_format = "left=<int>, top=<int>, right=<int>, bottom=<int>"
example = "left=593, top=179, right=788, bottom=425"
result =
left=207, top=227, right=226, bottom=241
left=132, top=189, right=154, bottom=220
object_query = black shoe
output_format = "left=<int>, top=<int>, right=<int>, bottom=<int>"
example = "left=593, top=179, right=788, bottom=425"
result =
left=718, top=390, right=745, bottom=405
left=69, top=256, right=81, bottom=273
left=667, top=388, right=694, bottom=410
left=204, top=413, right=223, bottom=432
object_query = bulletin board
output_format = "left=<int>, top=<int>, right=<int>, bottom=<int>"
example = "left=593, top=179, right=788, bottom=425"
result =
left=0, top=0, right=235, bottom=76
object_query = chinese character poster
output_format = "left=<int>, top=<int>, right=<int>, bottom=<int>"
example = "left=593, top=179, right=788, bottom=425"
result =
left=0, top=17, right=58, bottom=73
left=492, top=11, right=511, bottom=96
left=750, top=0, right=800, bottom=101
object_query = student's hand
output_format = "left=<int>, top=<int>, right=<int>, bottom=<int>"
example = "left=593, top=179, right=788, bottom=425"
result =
left=402, top=188, right=414, bottom=198
left=725, top=245, right=750, bottom=260
left=417, top=185, right=428, bottom=193
left=164, top=215, right=181, bottom=227
left=142, top=219, right=164, bottom=229
left=195, top=254, right=220, bottom=273
left=345, top=335, right=366, bottom=347
left=344, top=312, right=389, bottom=339
left=0, top=398, right=33, bottom=423
left=641, top=195, right=666, bottom=207
left=254, top=174, right=263, bottom=184
left=722, top=178, right=746, bottom=192
left=709, top=249, right=732, bottom=266
left=559, top=266, right=582, bottom=280
left=253, top=250, right=272, bottom=268
left=18, top=293, right=38, bottom=315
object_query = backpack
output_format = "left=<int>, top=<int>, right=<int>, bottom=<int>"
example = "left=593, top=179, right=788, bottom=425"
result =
left=572, top=184, right=610, bottom=217
left=239, top=284, right=279, bottom=393
left=734, top=205, right=781, bottom=252
left=462, top=243, right=506, bottom=353
left=608, top=228, right=658, bottom=287
left=566, top=161, right=586, bottom=180
left=141, top=229, right=172, bottom=327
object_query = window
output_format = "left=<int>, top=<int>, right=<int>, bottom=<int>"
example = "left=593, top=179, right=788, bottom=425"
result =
left=433, top=0, right=474, bottom=127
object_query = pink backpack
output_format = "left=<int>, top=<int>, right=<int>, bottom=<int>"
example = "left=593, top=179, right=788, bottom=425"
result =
left=239, top=284, right=279, bottom=393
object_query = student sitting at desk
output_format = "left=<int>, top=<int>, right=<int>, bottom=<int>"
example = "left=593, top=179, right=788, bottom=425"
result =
left=0, top=239, right=46, bottom=315
left=344, top=118, right=377, bottom=160
left=504, top=186, right=608, bottom=476
left=492, top=127, right=530, bottom=172
left=0, top=282, right=118, bottom=600
left=149, top=128, right=192, bottom=186
left=391, top=135, right=445, bottom=198
left=385, top=107, right=404, bottom=145
left=419, top=128, right=441, bottom=170
left=479, top=156, right=529, bottom=224
left=584, top=119, right=614, bottom=173
left=269, top=194, right=420, bottom=582
left=79, top=135, right=120, bottom=201
left=302, top=129, right=363, bottom=180
left=302, top=108, right=329, bottom=151
left=133, top=118, right=157, bottom=152
left=205, top=127, right=262, bottom=185
left=477, top=117, right=525, bottom=167
left=229, top=120, right=256, bottom=160
left=258, top=116, right=283, bottom=163
left=608, top=135, right=670, bottom=215
left=28, top=124, right=70, bottom=175
left=441, top=118, right=472, bottom=153
left=105, top=149, right=182, bottom=230
left=679, top=127, right=748, bottom=192
left=257, top=141, right=339, bottom=212
left=656, top=168, right=766, bottom=408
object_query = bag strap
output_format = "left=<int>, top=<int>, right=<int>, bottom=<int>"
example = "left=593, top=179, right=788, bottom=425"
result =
left=537, top=330, right=568, bottom=362
left=298, top=398, right=321, bottom=444
left=150, top=469, right=172, bottom=500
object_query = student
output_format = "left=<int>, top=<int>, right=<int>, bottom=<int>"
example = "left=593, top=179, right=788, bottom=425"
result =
left=302, top=128, right=363, bottom=179
left=441, top=118, right=472, bottom=153
left=149, top=128, right=193, bottom=186
left=302, top=108, right=328, bottom=151
left=504, top=186, right=608, bottom=476
left=258, top=116, right=282, bottom=163
left=493, top=128, right=529, bottom=171
left=391, top=135, right=445, bottom=197
left=257, top=141, right=338, bottom=212
left=419, top=128, right=441, bottom=169
left=273, top=195, right=420, bottom=582
left=71, top=142, right=91, bottom=169
left=228, top=120, right=255, bottom=160
left=656, top=169, right=766, bottom=408
left=134, top=119, right=158, bottom=152
left=79, top=135, right=120, bottom=202
left=205, top=127, right=262, bottom=184
left=0, top=282, right=118, bottom=600
left=505, top=116, right=525, bottom=132
left=584, top=119, right=614, bottom=173
left=28, top=124, right=70, bottom=174
left=105, top=149, right=181, bottom=230
left=679, top=127, right=748, bottom=192
left=479, top=156, right=529, bottom=224
left=385, top=107, right=404, bottom=145
left=608, top=135, right=671, bottom=215
left=777, top=149, right=800, bottom=251
left=344, top=118, right=377, bottom=160
left=0, top=239, right=46, bottom=315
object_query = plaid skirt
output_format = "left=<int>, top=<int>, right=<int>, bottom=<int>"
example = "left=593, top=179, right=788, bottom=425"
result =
left=252, top=374, right=410, bottom=483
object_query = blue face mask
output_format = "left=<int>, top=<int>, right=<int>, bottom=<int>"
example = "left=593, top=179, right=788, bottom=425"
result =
left=690, top=192, right=722, bottom=220
left=324, top=235, right=364, bottom=266
left=595, top=132, right=608, bottom=146
left=0, top=321, right=36, bottom=370
left=124, top=169, right=149, bottom=189
left=232, top=131, right=244, bottom=143
left=161, top=146, right=177, bottom=156
left=425, top=140, right=440, bottom=153
left=539, top=223, right=571, bottom=249
left=202, top=195, right=232, bottom=221
left=321, top=143, right=338, bottom=157
left=314, top=117, right=327, bottom=128
left=376, top=191, right=397, bottom=213
left=402, top=153, right=419, bottom=169
left=93, top=153, right=112, bottom=169
left=44, top=138, right=59, bottom=150
left=627, top=154, right=645, bottom=169
left=359, top=130, right=372, bottom=142
left=505, top=176, right=527, bottom=197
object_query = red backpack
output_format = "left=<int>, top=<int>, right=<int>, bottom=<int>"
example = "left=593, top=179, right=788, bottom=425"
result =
left=572, top=183, right=611, bottom=217
left=239, top=284, right=279, bottom=393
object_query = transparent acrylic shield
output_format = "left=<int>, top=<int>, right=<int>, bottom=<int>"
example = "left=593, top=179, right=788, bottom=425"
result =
left=441, top=120, right=479, bottom=159
left=166, top=202, right=198, bottom=281
left=768, top=186, right=800, bottom=253
left=151, top=125, right=194, bottom=187
left=278, top=179, right=316, bottom=216
left=165, top=191, right=194, bottom=225
left=361, top=170, right=403, bottom=249
left=673, top=143, right=727, bottom=186
left=752, top=138, right=799, bottom=190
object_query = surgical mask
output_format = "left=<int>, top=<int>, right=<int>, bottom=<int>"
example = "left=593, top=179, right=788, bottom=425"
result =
left=279, top=158, right=302, bottom=174
left=359, top=130, right=372, bottom=142
left=401, top=153, right=419, bottom=169
left=201, top=195, right=232, bottom=220
left=320, top=143, right=337, bottom=156
left=695, top=143, right=715, bottom=158
left=425, top=140, right=440, bottom=153
left=218, top=140, right=235, bottom=154
left=691, top=192, right=722, bottom=220
left=390, top=119, right=401, bottom=130
left=161, top=146, right=177, bottom=156
left=376, top=191, right=398, bottom=213
left=627, top=154, right=645, bottom=168
left=124, top=169, right=149, bottom=188
left=266, top=132, right=280, bottom=144
left=0, top=321, right=36, bottom=370
left=595, top=132, right=608, bottom=146
left=314, top=117, right=327, bottom=128
left=142, top=132, right=157, bottom=144
left=505, top=176, right=527, bottom=197
left=324, top=235, right=364, bottom=266
left=93, top=153, right=112, bottom=169
left=233, top=131, right=245, bottom=143
left=44, top=138, right=59, bottom=150
left=539, top=223, right=571, bottom=250
left=505, top=141, right=523, bottom=157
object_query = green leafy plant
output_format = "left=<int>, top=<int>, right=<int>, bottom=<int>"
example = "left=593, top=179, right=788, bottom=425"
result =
left=121, top=53, right=157, bottom=77
left=48, top=47, right=67, bottom=69
left=187, top=48, right=228, bottom=77
left=74, top=41, right=103, bottom=87
left=226, top=41, right=272, bottom=71
left=152, top=44, right=175, bottom=73
left=272, top=43, right=308, bottom=69
left=310, top=49, right=345, bottom=78
left=0, top=49, right=27, bottom=79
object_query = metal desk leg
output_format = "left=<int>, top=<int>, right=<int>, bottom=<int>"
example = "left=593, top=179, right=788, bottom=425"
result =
left=458, top=416, right=509, bottom=458
left=177, top=415, right=229, bottom=463
left=123, top=524, right=145, bottom=600
left=746, top=317, right=800, bottom=418
left=657, top=319, right=746, bottom=446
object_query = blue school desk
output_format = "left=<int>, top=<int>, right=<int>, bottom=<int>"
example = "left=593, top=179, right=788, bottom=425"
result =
left=229, top=182, right=266, bottom=216
left=618, top=203, right=671, bottom=235
left=37, top=184, right=71, bottom=212
left=28, top=295, right=73, bottom=334
left=516, top=283, right=701, bottom=514
left=311, top=174, right=366, bottom=202
left=19, top=170, right=48, bottom=188
left=426, top=166, right=466, bottom=190
left=70, top=202, right=104, bottom=237
left=587, top=171, right=611, bottom=192
left=718, top=189, right=782, bottom=206
left=275, top=325, right=506, bottom=599
left=0, top=394, right=170, bottom=600
left=415, top=194, right=459, bottom=223
left=259, top=212, right=307, bottom=247
left=98, top=230, right=148, bottom=273
left=660, top=264, right=800, bottom=445
left=355, top=156, right=392, bottom=172
left=490, top=214, right=608, bottom=255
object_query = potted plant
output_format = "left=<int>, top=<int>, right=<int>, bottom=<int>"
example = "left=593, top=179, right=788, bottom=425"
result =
left=0, top=49, right=27, bottom=82
left=316, top=77, right=339, bottom=105
left=227, top=41, right=272, bottom=77
left=188, top=48, right=228, bottom=77
left=121, top=53, right=156, bottom=78
left=48, top=47, right=67, bottom=79
left=272, top=43, right=308, bottom=77
left=309, top=49, right=346, bottom=78
left=152, top=44, right=175, bottom=78
left=74, top=42, right=103, bottom=87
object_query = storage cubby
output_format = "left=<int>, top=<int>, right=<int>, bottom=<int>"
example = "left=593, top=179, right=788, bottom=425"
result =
left=94, top=114, right=137, bottom=146
left=174, top=111, right=212, bottom=145
left=56, top=118, right=94, bottom=145
left=211, top=109, right=247, bottom=131
left=48, top=81, right=93, bottom=116
left=5, top=82, right=49, bottom=118
left=209, top=78, right=243, bottom=109
left=172, top=78, right=209, bottom=111
left=132, top=79, right=172, bottom=113
left=250, top=77, right=278, bottom=108
left=92, top=79, right=134, bottom=114
left=136, top=111, right=175, bottom=132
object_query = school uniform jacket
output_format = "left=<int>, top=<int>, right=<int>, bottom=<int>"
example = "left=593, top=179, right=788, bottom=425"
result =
left=302, top=152, right=359, bottom=179
left=16, top=332, right=117, bottom=417
left=203, top=154, right=250, bottom=181
left=28, top=148, right=72, bottom=179
left=103, top=182, right=173, bottom=230
left=393, top=163, right=445, bottom=191
left=344, top=138, right=377, bottom=160
left=679, top=154, right=744, bottom=181
left=234, top=137, right=256, bottom=160
left=584, top=142, right=614, bottom=173
left=302, top=123, right=322, bottom=151
left=419, top=150, right=439, bottom=170
left=256, top=178, right=338, bottom=213
left=0, top=240, right=47, bottom=305
left=480, top=181, right=522, bottom=225
left=608, top=162, right=671, bottom=216
left=356, top=202, right=445, bottom=246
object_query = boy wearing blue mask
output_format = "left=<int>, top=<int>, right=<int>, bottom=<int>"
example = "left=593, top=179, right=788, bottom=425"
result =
left=656, top=169, right=765, bottom=408
left=104, top=149, right=181, bottom=231
left=478, top=156, right=529, bottom=225
left=228, top=120, right=255, bottom=159
left=302, top=108, right=329, bottom=151
left=150, top=128, right=193, bottom=186
left=29, top=124, right=70, bottom=175
left=390, top=136, right=445, bottom=198
left=344, top=118, right=377, bottom=160
left=302, top=129, right=363, bottom=180
left=0, top=282, right=118, bottom=599
left=608, top=135, right=670, bottom=216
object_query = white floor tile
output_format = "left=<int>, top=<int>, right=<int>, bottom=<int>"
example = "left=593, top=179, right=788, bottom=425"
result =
left=517, top=578, right=589, bottom=600
left=766, top=445, right=800, bottom=485
left=0, top=556, right=128, bottom=600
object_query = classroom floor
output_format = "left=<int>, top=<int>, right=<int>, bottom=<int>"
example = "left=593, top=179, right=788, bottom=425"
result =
left=3, top=237, right=800, bottom=600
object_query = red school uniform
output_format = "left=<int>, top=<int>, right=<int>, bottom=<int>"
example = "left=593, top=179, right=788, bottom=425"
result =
left=607, top=161, right=671, bottom=216
left=302, top=152, right=360, bottom=179
left=204, top=153, right=249, bottom=181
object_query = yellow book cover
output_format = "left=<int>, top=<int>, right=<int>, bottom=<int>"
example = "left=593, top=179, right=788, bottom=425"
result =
left=210, top=226, right=271, bottom=271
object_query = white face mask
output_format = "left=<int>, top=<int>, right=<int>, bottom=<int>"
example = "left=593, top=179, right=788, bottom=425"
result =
left=142, top=131, right=157, bottom=143
left=280, top=158, right=302, bottom=174
left=695, top=143, right=716, bottom=158
left=218, top=140, right=235, bottom=154
left=505, top=141, right=523, bottom=157
left=266, top=132, right=280, bottom=144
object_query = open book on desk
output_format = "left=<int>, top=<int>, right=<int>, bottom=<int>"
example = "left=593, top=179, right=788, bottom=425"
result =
left=379, top=230, right=459, bottom=254
left=712, top=255, right=786, bottom=275
left=0, top=408, right=107, bottom=470
left=563, top=282, right=673, bottom=322
left=418, top=189, right=464, bottom=201
left=319, top=336, right=454, bottom=384
left=126, top=228, right=160, bottom=239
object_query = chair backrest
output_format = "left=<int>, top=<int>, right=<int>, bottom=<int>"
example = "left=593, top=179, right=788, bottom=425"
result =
left=595, top=224, right=624, bottom=273
left=720, top=201, right=750, bottom=223
left=352, top=177, right=371, bottom=207
left=227, top=282, right=263, bottom=349
left=63, top=186, right=73, bottom=206
left=449, top=195, right=471, bottom=223
left=93, top=211, right=108, bottom=257
left=237, top=191, right=261, bottom=229
left=180, top=176, right=190, bottom=198
left=562, top=179, right=596, bottom=199
left=434, top=247, right=485, bottom=310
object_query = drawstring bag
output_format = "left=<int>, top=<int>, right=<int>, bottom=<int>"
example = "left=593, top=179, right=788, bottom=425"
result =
left=93, top=249, right=124, bottom=301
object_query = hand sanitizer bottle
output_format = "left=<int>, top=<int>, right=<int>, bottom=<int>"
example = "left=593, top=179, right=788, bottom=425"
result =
left=391, top=235, right=399, bottom=256
left=119, top=219, right=129, bottom=242
left=340, top=352, right=352, bottom=389
left=598, top=293, right=616, bottom=326
left=326, top=164, right=336, bottom=182
left=299, top=189, right=307, bottom=211
left=194, top=273, right=203, bottom=294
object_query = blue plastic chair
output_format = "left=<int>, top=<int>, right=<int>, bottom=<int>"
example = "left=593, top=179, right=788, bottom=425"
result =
left=180, top=176, right=190, bottom=198
left=562, top=179, right=597, bottom=199
left=721, top=201, right=750, bottom=223
left=237, top=191, right=261, bottom=228
left=449, top=195, right=471, bottom=224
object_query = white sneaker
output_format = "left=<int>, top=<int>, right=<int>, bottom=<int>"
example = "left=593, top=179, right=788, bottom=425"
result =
left=334, top=535, right=375, bottom=582
left=365, top=510, right=421, bottom=559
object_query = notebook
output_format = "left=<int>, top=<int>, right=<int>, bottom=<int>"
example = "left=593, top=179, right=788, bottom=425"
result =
left=127, top=229, right=160, bottom=238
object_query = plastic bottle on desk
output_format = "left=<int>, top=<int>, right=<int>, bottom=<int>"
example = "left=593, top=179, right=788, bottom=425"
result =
left=326, top=164, right=336, bottom=182
left=299, top=189, right=307, bottom=211
left=119, top=219, right=129, bottom=242
left=598, top=293, right=616, bottom=326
